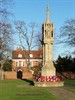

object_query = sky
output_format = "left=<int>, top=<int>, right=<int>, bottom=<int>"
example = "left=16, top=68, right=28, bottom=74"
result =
left=12, top=0, right=75, bottom=60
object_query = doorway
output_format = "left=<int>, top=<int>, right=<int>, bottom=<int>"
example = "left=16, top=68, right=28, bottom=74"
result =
left=17, top=69, right=22, bottom=79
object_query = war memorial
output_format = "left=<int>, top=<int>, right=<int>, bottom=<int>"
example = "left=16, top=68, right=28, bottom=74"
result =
left=34, top=6, right=64, bottom=87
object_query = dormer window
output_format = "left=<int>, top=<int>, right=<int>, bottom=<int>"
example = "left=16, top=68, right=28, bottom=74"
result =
left=18, top=54, right=22, bottom=58
left=30, top=54, right=33, bottom=58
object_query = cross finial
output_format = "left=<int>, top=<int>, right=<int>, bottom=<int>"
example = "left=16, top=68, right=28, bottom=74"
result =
left=46, top=5, right=50, bottom=23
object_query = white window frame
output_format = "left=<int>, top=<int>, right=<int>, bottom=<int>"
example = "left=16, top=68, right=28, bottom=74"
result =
left=21, top=61, right=25, bottom=67
left=16, top=61, right=19, bottom=67
left=30, top=54, right=33, bottom=58
left=18, top=54, right=22, bottom=58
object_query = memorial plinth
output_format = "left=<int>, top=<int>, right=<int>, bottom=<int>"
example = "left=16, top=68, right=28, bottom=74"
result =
left=42, top=61, right=56, bottom=76
left=34, top=81, right=64, bottom=87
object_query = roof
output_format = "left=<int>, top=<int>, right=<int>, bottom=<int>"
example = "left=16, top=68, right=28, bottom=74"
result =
left=12, top=48, right=43, bottom=59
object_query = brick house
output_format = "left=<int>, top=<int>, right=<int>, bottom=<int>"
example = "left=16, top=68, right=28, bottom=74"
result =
left=11, top=47, right=43, bottom=79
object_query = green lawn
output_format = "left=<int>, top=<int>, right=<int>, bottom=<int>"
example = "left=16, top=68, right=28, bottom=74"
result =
left=64, top=79, right=75, bottom=85
left=64, top=79, right=75, bottom=93
left=0, top=79, right=59, bottom=100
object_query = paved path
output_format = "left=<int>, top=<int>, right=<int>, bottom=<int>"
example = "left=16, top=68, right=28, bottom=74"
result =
left=47, top=86, right=75, bottom=100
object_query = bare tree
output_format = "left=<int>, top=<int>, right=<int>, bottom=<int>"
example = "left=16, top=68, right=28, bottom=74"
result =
left=60, top=19, right=75, bottom=46
left=59, top=19, right=75, bottom=54
left=0, top=0, right=14, bottom=52
left=0, top=0, right=14, bottom=69
left=0, top=22, right=14, bottom=58
left=14, top=21, right=38, bottom=67
left=35, top=24, right=43, bottom=49
left=0, top=0, right=13, bottom=20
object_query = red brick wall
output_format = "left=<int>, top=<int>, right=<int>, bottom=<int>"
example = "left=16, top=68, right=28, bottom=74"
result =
left=4, top=71, right=33, bottom=79
left=22, top=71, right=33, bottom=79
left=4, top=72, right=17, bottom=79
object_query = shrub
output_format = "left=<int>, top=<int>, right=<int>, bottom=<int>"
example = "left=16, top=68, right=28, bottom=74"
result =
left=3, top=59, right=12, bottom=71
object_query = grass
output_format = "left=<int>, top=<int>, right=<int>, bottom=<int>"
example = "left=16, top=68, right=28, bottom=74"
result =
left=68, top=88, right=75, bottom=93
left=64, top=79, right=75, bottom=93
left=0, top=79, right=59, bottom=100
left=1, top=79, right=75, bottom=100
left=64, top=79, right=75, bottom=85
